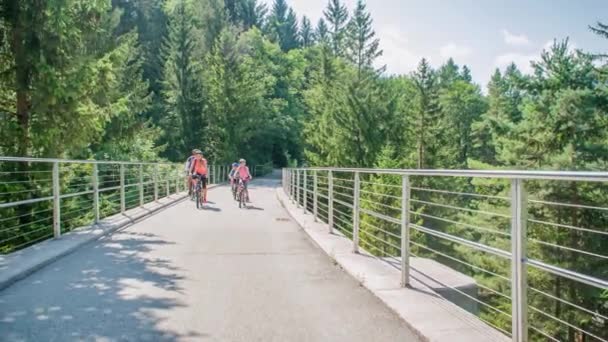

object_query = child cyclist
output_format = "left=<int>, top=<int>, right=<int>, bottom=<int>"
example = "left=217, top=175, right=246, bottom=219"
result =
left=235, top=159, right=252, bottom=202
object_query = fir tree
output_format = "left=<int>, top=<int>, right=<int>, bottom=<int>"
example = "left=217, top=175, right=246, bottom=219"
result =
left=345, top=0, right=383, bottom=77
left=323, top=0, right=349, bottom=56
left=437, top=58, right=461, bottom=87
left=267, top=0, right=299, bottom=51
left=316, top=18, right=330, bottom=45
left=411, top=58, right=440, bottom=169
left=461, top=65, right=472, bottom=82
left=241, top=0, right=267, bottom=30
left=161, top=0, right=205, bottom=160
left=300, top=16, right=315, bottom=48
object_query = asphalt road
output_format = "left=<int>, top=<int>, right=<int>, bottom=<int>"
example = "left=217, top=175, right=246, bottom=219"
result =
left=0, top=177, right=420, bottom=342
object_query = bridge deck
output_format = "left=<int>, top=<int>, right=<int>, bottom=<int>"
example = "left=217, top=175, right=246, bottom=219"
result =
left=0, top=178, right=419, bottom=342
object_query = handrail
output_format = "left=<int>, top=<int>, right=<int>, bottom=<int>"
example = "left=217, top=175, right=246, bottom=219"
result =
left=283, top=167, right=608, bottom=342
left=0, top=156, right=176, bottom=165
left=287, top=167, right=608, bottom=182
left=0, top=156, right=230, bottom=254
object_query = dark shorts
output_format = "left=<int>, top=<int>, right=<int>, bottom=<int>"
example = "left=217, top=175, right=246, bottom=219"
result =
left=193, top=174, right=208, bottom=189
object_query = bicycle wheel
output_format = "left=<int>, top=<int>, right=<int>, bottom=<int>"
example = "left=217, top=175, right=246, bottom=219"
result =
left=190, top=183, right=196, bottom=201
left=195, top=186, right=201, bottom=209
left=238, top=188, right=244, bottom=208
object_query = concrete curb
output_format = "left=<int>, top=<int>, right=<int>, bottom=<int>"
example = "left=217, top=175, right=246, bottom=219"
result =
left=276, top=187, right=509, bottom=342
left=0, top=184, right=221, bottom=291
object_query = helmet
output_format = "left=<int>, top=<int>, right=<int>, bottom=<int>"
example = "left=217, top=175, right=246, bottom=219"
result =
left=239, top=158, right=246, bottom=163
left=194, top=149, right=203, bottom=155
left=232, top=163, right=239, bottom=167
left=191, top=149, right=198, bottom=154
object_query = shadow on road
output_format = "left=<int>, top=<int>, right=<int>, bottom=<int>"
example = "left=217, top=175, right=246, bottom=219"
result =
left=200, top=206, right=222, bottom=212
left=0, top=230, right=205, bottom=341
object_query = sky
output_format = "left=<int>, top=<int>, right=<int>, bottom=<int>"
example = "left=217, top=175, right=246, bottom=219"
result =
left=261, top=0, right=608, bottom=87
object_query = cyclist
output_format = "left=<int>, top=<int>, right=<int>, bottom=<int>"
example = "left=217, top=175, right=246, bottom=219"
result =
left=235, top=158, right=252, bottom=202
left=190, top=151, right=209, bottom=203
left=184, top=149, right=198, bottom=196
left=228, top=163, right=239, bottom=198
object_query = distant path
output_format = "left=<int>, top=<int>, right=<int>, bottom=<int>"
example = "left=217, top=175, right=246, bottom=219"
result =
left=0, top=177, right=419, bottom=342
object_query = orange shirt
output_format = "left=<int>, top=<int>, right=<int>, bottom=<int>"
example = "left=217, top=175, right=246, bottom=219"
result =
left=192, top=158, right=208, bottom=175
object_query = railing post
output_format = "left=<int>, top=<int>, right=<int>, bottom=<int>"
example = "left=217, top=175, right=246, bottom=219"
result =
left=401, top=175, right=411, bottom=287
left=303, top=170, right=307, bottom=214
left=296, top=170, right=301, bottom=208
left=352, top=172, right=360, bottom=253
left=175, top=167, right=179, bottom=194
left=93, top=164, right=99, bottom=223
left=139, top=164, right=144, bottom=206
left=328, top=170, right=334, bottom=234
left=511, top=178, right=528, bottom=342
left=52, top=162, right=61, bottom=238
left=154, top=164, right=159, bottom=201
left=290, top=170, right=295, bottom=202
left=166, top=176, right=170, bottom=197
left=120, top=164, right=125, bottom=213
left=313, top=170, right=318, bottom=222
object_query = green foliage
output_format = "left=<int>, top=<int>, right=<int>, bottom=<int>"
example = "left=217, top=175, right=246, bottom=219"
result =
left=300, top=16, right=315, bottom=48
left=1, top=1, right=607, bottom=339
left=345, top=0, right=382, bottom=75
left=266, top=0, right=299, bottom=51
left=323, top=0, right=349, bottom=56
left=160, top=0, right=205, bottom=161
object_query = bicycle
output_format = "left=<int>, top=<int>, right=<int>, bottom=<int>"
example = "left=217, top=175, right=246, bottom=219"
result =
left=193, top=176, right=204, bottom=209
left=231, top=178, right=238, bottom=200
left=189, top=176, right=197, bottom=201
left=237, top=178, right=247, bottom=209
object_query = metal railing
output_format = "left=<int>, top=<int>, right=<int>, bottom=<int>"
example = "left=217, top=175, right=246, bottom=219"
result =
left=283, top=167, right=608, bottom=342
left=0, top=157, right=231, bottom=254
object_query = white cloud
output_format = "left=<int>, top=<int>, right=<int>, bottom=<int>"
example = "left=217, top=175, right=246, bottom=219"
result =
left=376, top=27, right=421, bottom=75
left=501, top=29, right=531, bottom=46
left=439, top=42, right=472, bottom=59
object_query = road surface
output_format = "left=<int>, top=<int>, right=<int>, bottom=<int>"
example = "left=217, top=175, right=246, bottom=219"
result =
left=0, top=177, right=420, bottom=342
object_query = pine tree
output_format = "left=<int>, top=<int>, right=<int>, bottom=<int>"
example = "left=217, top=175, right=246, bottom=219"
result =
left=300, top=16, right=315, bottom=47
left=323, top=0, right=349, bottom=56
left=489, top=40, right=608, bottom=340
left=410, top=58, right=440, bottom=169
left=224, top=0, right=242, bottom=25
left=461, top=65, right=472, bottom=82
left=284, top=9, right=300, bottom=50
left=345, top=0, right=383, bottom=77
left=92, top=32, right=157, bottom=160
left=267, top=0, right=299, bottom=51
left=316, top=18, right=330, bottom=45
left=195, top=0, right=227, bottom=51
left=0, top=0, right=118, bottom=157
left=437, top=58, right=460, bottom=87
left=161, top=0, right=205, bottom=160
left=438, top=79, right=486, bottom=167
left=241, top=0, right=267, bottom=30
left=470, top=64, right=523, bottom=165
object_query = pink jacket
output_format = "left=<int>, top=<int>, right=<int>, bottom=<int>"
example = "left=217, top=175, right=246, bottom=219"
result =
left=237, top=166, right=251, bottom=180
